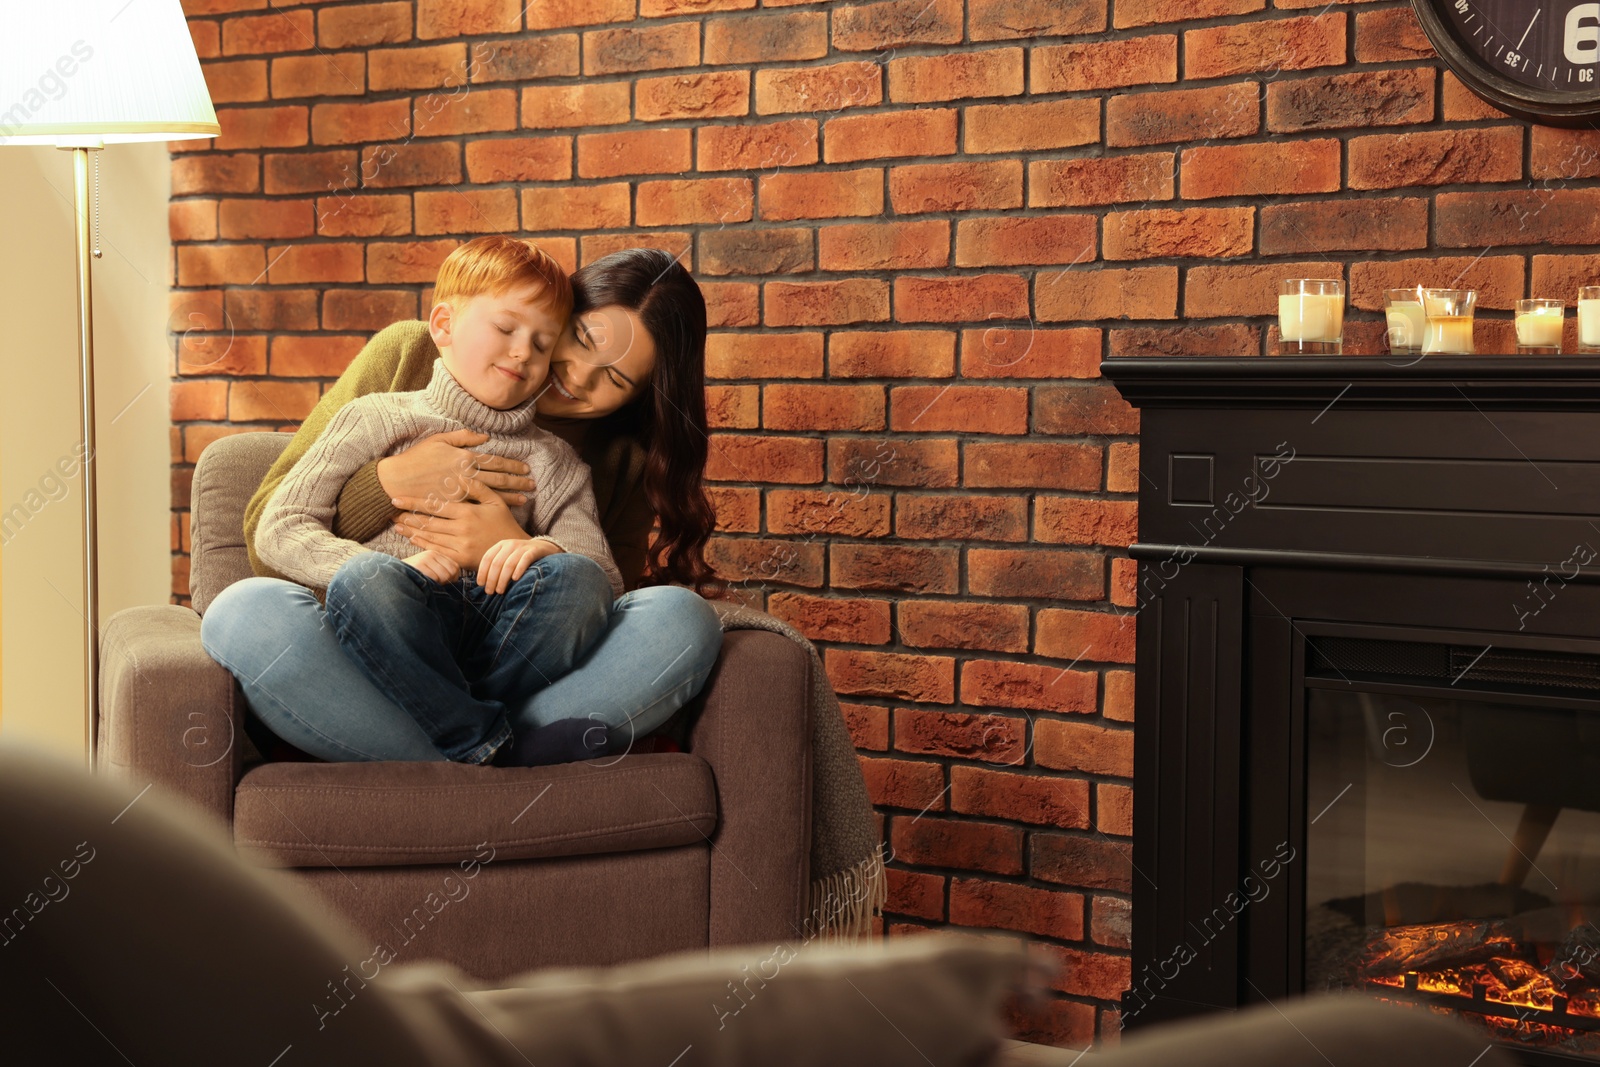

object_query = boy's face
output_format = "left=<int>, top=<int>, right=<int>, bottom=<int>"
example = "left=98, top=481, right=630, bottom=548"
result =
left=428, top=283, right=563, bottom=411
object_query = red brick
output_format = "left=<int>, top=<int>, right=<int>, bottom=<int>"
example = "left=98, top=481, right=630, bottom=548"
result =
left=890, top=819, right=1023, bottom=876
left=765, top=280, right=890, bottom=326
left=829, top=439, right=960, bottom=488
left=415, top=188, right=517, bottom=234
left=322, top=289, right=417, bottom=331
left=521, top=82, right=631, bottom=128
left=1109, top=562, right=1137, bottom=612
left=204, top=59, right=268, bottom=104
left=960, top=327, right=1099, bottom=380
left=170, top=200, right=219, bottom=243
left=1107, top=443, right=1139, bottom=495
left=1441, top=189, right=1600, bottom=249
left=227, top=380, right=321, bottom=422
left=764, top=382, right=885, bottom=429
left=1181, top=138, right=1339, bottom=200
left=705, top=434, right=822, bottom=483
left=968, top=548, right=1105, bottom=600
left=1036, top=720, right=1134, bottom=777
left=1036, top=944, right=1132, bottom=1000
left=1531, top=127, right=1600, bottom=180
left=1036, top=383, right=1140, bottom=435
left=367, top=44, right=464, bottom=91
left=964, top=99, right=1099, bottom=153
left=464, top=136, right=571, bottom=183
left=1354, top=7, right=1434, bottom=62
left=955, top=216, right=1096, bottom=268
left=860, top=757, right=946, bottom=811
left=826, top=649, right=955, bottom=704
left=699, top=228, right=812, bottom=276
left=965, top=442, right=1103, bottom=491
left=706, top=536, right=825, bottom=588
left=767, top=592, right=892, bottom=644
left=899, top=602, right=1029, bottom=653
left=1032, top=833, right=1133, bottom=893
left=895, top=709, right=1026, bottom=764
left=214, top=105, right=308, bottom=151
left=1348, top=256, right=1525, bottom=312
left=966, top=659, right=1097, bottom=716
left=1036, top=265, right=1177, bottom=322
left=583, top=23, right=698, bottom=76
left=172, top=153, right=261, bottom=196
left=222, top=10, right=314, bottom=56
left=706, top=11, right=828, bottom=64
left=760, top=168, right=884, bottom=221
left=169, top=289, right=225, bottom=333
left=412, top=87, right=517, bottom=137
left=177, top=334, right=268, bottom=377
left=832, top=544, right=959, bottom=593
left=1267, top=68, right=1434, bottom=132
left=416, top=0, right=520, bottom=38
left=176, top=244, right=266, bottom=287
left=1033, top=35, right=1177, bottom=92
left=705, top=331, right=821, bottom=378
left=318, top=3, right=412, bottom=49
left=171, top=380, right=229, bottom=422
left=698, top=119, right=818, bottom=171
left=1107, top=82, right=1258, bottom=146
left=637, top=71, right=750, bottom=121
left=951, top=878, right=1085, bottom=940
left=521, top=184, right=630, bottom=231
left=888, top=48, right=1024, bottom=104
left=471, top=37, right=581, bottom=83
left=1532, top=255, right=1600, bottom=302
left=885, top=868, right=945, bottom=920
left=832, top=0, right=963, bottom=51
left=952, top=766, right=1090, bottom=830
left=576, top=129, right=690, bottom=179
left=1110, top=324, right=1260, bottom=356
left=1037, top=498, right=1137, bottom=548
left=1184, top=261, right=1335, bottom=318
left=842, top=701, right=890, bottom=751
left=358, top=142, right=461, bottom=188
left=1103, top=207, right=1252, bottom=260
left=1184, top=13, right=1345, bottom=80
left=1442, top=71, right=1509, bottom=121
left=267, top=242, right=365, bottom=284
left=225, top=289, right=319, bottom=331
left=636, top=178, right=753, bottom=226
left=1037, top=608, right=1136, bottom=664
left=310, top=99, right=409, bottom=145
left=526, top=0, right=635, bottom=29
left=971, top=0, right=1105, bottom=41
left=703, top=282, right=760, bottom=327
left=1349, top=127, right=1523, bottom=189
left=894, top=275, right=1028, bottom=326
left=896, top=494, right=1027, bottom=542
left=1115, top=0, right=1263, bottom=28
left=367, top=238, right=459, bottom=284
left=1098, top=782, right=1133, bottom=837
left=755, top=62, right=882, bottom=115
left=705, top=386, right=759, bottom=430
left=768, top=488, right=891, bottom=537
left=578, top=232, right=685, bottom=270
left=316, top=193, right=410, bottom=237
left=1260, top=198, right=1428, bottom=255
left=1030, top=154, right=1175, bottom=210
left=268, top=335, right=365, bottom=378
left=819, top=221, right=949, bottom=273
left=1092, top=894, right=1133, bottom=947
left=822, top=331, right=952, bottom=383
left=890, top=161, right=1022, bottom=214
left=890, top=383, right=1028, bottom=434
left=824, top=109, right=958, bottom=163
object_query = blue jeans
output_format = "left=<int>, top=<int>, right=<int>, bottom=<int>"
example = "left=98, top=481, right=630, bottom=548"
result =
left=200, top=569, right=723, bottom=765
left=322, top=551, right=613, bottom=763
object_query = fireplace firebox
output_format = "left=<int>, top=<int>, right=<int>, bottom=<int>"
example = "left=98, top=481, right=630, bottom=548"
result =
left=1102, top=357, right=1600, bottom=1065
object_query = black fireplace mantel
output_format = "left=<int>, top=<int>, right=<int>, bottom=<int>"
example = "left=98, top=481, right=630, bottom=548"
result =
left=1101, top=356, right=1600, bottom=1063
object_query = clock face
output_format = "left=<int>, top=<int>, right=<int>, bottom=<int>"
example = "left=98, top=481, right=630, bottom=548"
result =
left=1415, top=1, right=1600, bottom=122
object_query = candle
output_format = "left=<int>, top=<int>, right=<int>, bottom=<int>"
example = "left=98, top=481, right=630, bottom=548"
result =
left=1580, top=298, right=1600, bottom=348
left=1278, top=293, right=1344, bottom=342
left=1423, top=316, right=1475, bottom=355
left=1385, top=301, right=1425, bottom=349
left=1515, top=301, right=1564, bottom=349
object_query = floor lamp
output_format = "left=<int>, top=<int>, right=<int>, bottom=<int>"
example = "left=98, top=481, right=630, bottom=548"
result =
left=0, top=1, right=219, bottom=762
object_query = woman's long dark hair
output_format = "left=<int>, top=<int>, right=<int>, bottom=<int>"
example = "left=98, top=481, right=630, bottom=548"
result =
left=571, top=248, right=721, bottom=597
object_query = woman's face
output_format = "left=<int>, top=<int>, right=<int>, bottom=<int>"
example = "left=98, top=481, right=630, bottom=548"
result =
left=536, top=305, right=657, bottom=419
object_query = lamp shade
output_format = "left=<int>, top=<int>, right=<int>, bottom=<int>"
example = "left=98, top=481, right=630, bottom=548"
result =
left=0, top=0, right=219, bottom=146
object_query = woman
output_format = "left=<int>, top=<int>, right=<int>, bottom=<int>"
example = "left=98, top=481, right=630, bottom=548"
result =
left=201, top=248, right=725, bottom=764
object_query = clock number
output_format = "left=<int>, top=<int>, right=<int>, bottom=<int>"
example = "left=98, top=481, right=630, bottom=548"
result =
left=1566, top=3, right=1600, bottom=65
left=1507, top=50, right=1522, bottom=67
left=1455, top=0, right=1468, bottom=11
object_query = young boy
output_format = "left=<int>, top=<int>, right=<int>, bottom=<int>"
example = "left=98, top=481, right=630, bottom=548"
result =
left=253, top=236, right=623, bottom=768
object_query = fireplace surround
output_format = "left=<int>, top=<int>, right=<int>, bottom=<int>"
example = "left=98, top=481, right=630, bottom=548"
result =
left=1101, top=357, right=1600, bottom=1065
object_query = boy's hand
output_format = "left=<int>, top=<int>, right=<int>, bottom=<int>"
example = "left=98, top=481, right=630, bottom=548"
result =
left=477, top=538, right=561, bottom=594
left=402, top=548, right=461, bottom=584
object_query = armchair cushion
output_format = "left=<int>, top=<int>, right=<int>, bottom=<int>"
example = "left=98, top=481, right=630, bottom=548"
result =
left=233, top=752, right=716, bottom=868
left=190, top=431, right=291, bottom=615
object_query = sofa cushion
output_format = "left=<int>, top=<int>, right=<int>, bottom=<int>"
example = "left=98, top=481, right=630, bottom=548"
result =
left=233, top=752, right=716, bottom=868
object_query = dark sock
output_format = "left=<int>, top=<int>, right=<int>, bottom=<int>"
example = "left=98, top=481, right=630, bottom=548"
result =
left=497, top=718, right=612, bottom=768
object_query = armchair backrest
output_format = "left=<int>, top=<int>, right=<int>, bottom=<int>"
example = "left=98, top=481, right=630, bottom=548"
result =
left=189, top=431, right=292, bottom=615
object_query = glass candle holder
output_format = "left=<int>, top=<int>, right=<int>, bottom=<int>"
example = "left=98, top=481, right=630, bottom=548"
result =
left=1420, top=288, right=1477, bottom=355
left=1278, top=278, right=1344, bottom=355
left=1515, top=299, right=1565, bottom=354
left=1580, top=286, right=1600, bottom=354
left=1383, top=288, right=1425, bottom=355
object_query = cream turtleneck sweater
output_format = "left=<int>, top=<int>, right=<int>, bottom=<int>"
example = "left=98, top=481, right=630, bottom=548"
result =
left=255, top=359, right=624, bottom=597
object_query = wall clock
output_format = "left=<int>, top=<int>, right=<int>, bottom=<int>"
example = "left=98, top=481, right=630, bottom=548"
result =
left=1412, top=1, right=1600, bottom=125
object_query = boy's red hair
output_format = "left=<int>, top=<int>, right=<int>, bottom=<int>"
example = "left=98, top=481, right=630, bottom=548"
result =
left=432, top=235, right=572, bottom=320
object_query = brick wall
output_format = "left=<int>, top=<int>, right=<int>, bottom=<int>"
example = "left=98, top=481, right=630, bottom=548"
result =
left=167, top=0, right=1582, bottom=1048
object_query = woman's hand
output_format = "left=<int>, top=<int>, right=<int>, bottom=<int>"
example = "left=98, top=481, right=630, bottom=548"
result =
left=392, top=477, right=532, bottom=572
left=402, top=548, right=460, bottom=584
left=376, top=429, right=535, bottom=509
left=477, top=538, right=562, bottom=595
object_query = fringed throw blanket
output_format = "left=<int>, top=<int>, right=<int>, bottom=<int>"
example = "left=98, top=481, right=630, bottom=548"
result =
left=706, top=600, right=887, bottom=943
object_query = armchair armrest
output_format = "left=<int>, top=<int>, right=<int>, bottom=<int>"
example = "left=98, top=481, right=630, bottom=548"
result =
left=98, top=605, right=245, bottom=831
left=687, top=628, right=813, bottom=947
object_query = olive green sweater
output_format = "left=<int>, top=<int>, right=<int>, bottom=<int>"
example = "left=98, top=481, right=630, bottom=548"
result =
left=243, top=320, right=655, bottom=592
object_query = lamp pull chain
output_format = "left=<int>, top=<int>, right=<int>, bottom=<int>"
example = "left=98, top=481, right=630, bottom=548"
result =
left=92, top=151, right=103, bottom=260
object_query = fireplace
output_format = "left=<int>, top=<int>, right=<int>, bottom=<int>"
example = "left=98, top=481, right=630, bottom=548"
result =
left=1102, top=357, right=1600, bottom=1065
